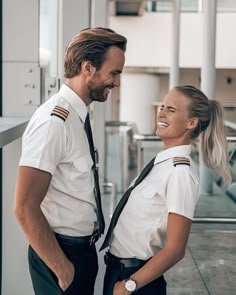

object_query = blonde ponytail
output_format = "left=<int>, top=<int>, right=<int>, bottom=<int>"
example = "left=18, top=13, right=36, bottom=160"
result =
left=201, top=100, right=231, bottom=184
left=175, top=86, right=232, bottom=185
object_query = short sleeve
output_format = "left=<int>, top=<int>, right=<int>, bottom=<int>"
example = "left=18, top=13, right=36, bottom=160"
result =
left=19, top=119, right=67, bottom=175
left=165, top=166, right=199, bottom=220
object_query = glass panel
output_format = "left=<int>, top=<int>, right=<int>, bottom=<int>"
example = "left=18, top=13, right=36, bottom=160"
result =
left=146, top=0, right=199, bottom=13
left=146, top=0, right=236, bottom=13
left=181, top=0, right=199, bottom=12
left=224, top=105, right=236, bottom=124
left=105, top=123, right=136, bottom=193
left=217, top=0, right=236, bottom=12
left=154, top=1, right=172, bottom=12
left=40, top=0, right=59, bottom=100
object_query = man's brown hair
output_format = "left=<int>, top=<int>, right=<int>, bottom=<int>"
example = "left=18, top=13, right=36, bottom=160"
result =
left=64, top=27, right=127, bottom=78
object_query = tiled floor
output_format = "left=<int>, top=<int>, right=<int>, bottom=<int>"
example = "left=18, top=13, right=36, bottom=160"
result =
left=165, top=229, right=236, bottom=295
left=94, top=141, right=236, bottom=295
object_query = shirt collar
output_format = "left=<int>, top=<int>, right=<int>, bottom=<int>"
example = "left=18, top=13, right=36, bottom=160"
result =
left=154, top=145, right=191, bottom=164
left=59, top=84, right=88, bottom=123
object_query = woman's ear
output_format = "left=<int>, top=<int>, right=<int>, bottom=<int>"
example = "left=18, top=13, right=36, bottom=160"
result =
left=187, top=117, right=199, bottom=130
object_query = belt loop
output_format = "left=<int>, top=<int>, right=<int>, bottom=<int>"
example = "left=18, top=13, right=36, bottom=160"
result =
left=104, top=252, right=109, bottom=265
left=90, top=230, right=99, bottom=246
left=120, top=261, right=125, bottom=272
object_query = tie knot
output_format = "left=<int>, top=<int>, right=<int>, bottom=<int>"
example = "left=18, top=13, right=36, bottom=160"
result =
left=85, top=113, right=90, bottom=125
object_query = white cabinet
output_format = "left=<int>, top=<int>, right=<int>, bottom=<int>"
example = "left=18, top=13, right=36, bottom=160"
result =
left=2, top=62, right=40, bottom=116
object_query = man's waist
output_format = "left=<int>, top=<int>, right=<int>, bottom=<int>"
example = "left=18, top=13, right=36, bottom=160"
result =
left=42, top=207, right=97, bottom=236
left=55, top=232, right=98, bottom=246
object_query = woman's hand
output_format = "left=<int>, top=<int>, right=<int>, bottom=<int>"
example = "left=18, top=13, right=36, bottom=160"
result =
left=113, top=280, right=130, bottom=295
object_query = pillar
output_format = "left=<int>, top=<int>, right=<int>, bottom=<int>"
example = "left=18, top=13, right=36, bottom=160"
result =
left=120, top=72, right=161, bottom=134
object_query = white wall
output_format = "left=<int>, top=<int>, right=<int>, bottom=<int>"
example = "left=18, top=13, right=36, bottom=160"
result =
left=109, top=12, right=236, bottom=69
left=2, top=0, right=40, bottom=293
left=159, top=68, right=236, bottom=103
left=2, top=140, right=33, bottom=295
left=110, top=12, right=236, bottom=123
left=2, top=0, right=40, bottom=115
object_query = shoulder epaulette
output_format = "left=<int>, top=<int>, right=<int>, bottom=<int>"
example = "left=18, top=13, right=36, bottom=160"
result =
left=173, top=157, right=190, bottom=167
left=51, top=105, right=69, bottom=121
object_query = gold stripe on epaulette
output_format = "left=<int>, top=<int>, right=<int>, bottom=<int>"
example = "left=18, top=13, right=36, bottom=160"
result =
left=173, top=157, right=190, bottom=167
left=51, top=106, right=69, bottom=121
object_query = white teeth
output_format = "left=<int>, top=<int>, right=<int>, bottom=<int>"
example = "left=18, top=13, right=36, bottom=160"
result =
left=158, top=122, right=169, bottom=128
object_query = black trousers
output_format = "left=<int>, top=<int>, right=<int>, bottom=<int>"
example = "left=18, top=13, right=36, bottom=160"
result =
left=28, top=235, right=98, bottom=295
left=103, top=255, right=167, bottom=295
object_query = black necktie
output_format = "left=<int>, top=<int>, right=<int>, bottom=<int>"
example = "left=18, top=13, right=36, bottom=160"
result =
left=100, top=156, right=156, bottom=251
left=84, top=113, right=105, bottom=238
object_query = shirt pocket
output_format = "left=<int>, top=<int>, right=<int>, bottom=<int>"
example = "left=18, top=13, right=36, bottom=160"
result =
left=136, top=184, right=167, bottom=222
left=139, top=184, right=157, bottom=199
left=73, top=154, right=93, bottom=172
left=130, top=184, right=157, bottom=219
left=69, top=154, right=94, bottom=192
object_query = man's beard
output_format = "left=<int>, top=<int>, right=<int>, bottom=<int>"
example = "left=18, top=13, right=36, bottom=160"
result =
left=88, top=83, right=113, bottom=102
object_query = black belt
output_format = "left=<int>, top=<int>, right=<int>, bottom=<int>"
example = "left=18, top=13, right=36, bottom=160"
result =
left=104, top=251, right=148, bottom=268
left=55, top=233, right=94, bottom=246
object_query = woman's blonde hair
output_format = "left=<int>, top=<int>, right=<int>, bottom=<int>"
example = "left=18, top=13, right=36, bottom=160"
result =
left=175, top=85, right=232, bottom=185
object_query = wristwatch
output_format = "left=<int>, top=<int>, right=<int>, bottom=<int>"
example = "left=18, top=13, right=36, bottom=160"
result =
left=124, top=277, right=137, bottom=292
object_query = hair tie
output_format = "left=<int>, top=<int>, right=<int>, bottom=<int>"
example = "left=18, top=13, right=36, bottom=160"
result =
left=200, top=120, right=210, bottom=131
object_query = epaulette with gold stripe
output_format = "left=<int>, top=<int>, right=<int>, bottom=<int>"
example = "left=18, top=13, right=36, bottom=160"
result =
left=51, top=106, right=69, bottom=121
left=173, top=157, right=190, bottom=167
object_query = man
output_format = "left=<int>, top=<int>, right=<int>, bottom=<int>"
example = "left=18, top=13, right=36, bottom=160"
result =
left=14, top=27, right=126, bottom=295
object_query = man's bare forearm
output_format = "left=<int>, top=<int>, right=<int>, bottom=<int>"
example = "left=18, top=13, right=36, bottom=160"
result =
left=14, top=166, right=74, bottom=287
left=14, top=203, right=70, bottom=277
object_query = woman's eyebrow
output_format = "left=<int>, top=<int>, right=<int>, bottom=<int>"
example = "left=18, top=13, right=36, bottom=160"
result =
left=167, top=106, right=177, bottom=111
left=161, top=104, right=177, bottom=111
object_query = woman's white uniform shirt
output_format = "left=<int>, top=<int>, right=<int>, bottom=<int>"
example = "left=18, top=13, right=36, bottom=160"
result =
left=110, top=145, right=199, bottom=260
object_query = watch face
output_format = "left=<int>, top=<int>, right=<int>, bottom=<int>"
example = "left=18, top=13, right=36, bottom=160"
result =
left=125, top=279, right=136, bottom=292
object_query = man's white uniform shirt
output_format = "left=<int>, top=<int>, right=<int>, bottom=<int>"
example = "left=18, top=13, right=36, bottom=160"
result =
left=110, top=145, right=199, bottom=260
left=20, top=84, right=97, bottom=237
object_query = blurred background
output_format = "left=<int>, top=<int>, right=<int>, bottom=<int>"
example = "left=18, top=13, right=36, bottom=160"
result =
left=1, top=1, right=236, bottom=294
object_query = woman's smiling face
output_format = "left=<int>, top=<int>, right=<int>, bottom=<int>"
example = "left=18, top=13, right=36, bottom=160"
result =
left=156, top=89, right=198, bottom=149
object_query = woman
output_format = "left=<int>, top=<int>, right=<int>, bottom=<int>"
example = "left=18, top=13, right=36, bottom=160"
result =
left=101, top=85, right=231, bottom=295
